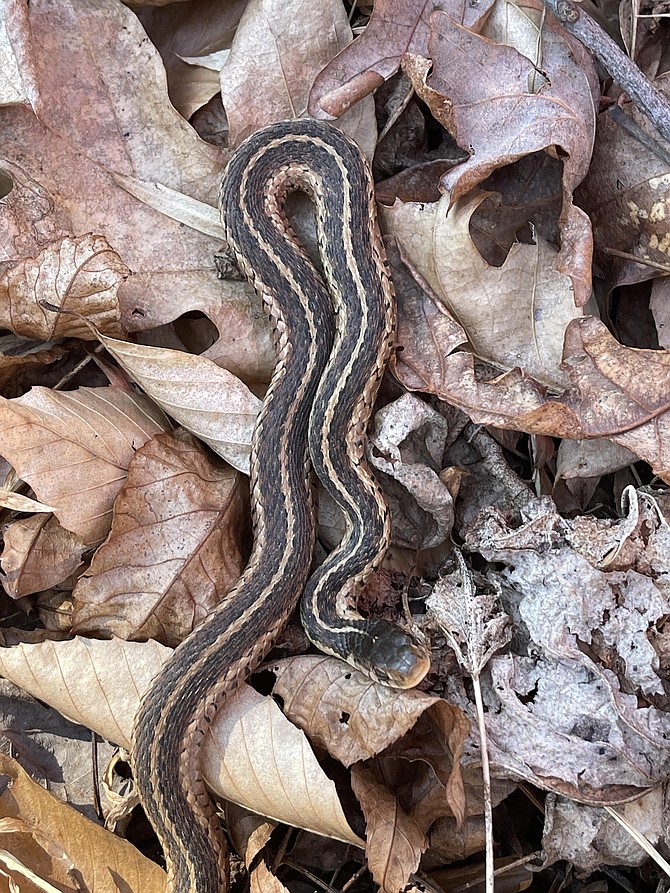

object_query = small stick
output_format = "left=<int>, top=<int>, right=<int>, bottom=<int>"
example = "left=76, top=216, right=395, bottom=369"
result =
left=542, top=0, right=670, bottom=144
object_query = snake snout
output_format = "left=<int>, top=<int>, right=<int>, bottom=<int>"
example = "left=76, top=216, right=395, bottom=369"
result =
left=358, top=621, right=431, bottom=689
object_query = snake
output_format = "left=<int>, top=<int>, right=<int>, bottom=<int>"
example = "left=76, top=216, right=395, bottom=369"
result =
left=131, top=119, right=431, bottom=893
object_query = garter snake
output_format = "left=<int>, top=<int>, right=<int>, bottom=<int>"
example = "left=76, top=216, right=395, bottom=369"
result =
left=131, top=119, right=431, bottom=893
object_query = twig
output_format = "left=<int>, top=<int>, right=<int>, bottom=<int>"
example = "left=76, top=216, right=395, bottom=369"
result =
left=542, top=0, right=670, bottom=144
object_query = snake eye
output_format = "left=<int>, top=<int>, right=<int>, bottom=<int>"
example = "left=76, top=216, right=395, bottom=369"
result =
left=355, top=621, right=431, bottom=689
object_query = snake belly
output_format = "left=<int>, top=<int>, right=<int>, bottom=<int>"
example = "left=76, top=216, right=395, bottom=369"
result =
left=131, top=118, right=427, bottom=893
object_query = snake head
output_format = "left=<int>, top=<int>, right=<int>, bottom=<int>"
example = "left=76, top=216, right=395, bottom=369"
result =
left=353, top=621, right=431, bottom=689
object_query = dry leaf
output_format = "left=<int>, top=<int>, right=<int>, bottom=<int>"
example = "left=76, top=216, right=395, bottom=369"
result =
left=0, top=638, right=363, bottom=846
left=380, top=191, right=581, bottom=389
left=73, top=431, right=247, bottom=646
left=0, top=752, right=166, bottom=893
left=351, top=761, right=427, bottom=893
left=2, top=515, right=86, bottom=599
left=0, top=235, right=127, bottom=341
left=1, top=0, right=224, bottom=333
left=0, top=386, right=169, bottom=546
left=369, top=394, right=454, bottom=549
left=96, top=333, right=260, bottom=473
left=220, top=0, right=376, bottom=149
left=308, top=0, right=495, bottom=119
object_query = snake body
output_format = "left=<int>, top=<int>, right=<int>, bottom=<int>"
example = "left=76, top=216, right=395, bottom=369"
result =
left=131, top=119, right=430, bottom=893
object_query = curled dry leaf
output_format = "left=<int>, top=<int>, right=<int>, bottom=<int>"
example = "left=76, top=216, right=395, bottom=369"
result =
left=351, top=761, right=427, bottom=893
left=0, top=235, right=127, bottom=341
left=73, top=431, right=247, bottom=647
left=97, top=332, right=260, bottom=473
left=380, top=191, right=581, bottom=389
left=0, top=752, right=166, bottom=893
left=308, top=0, right=495, bottom=119
left=204, top=683, right=364, bottom=845
left=368, top=394, right=454, bottom=549
left=0, top=637, right=362, bottom=846
left=2, top=514, right=87, bottom=599
left=0, top=387, right=170, bottom=546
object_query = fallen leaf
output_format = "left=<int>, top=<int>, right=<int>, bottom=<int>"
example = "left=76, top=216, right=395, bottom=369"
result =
left=97, top=333, right=260, bottom=473
left=73, top=431, right=247, bottom=646
left=369, top=394, right=454, bottom=549
left=2, top=515, right=86, bottom=599
left=0, top=386, right=170, bottom=546
left=0, top=235, right=127, bottom=341
left=308, top=0, right=495, bottom=119
left=220, top=0, right=375, bottom=150
left=380, top=191, right=581, bottom=389
left=351, top=761, right=427, bottom=893
left=0, top=752, right=166, bottom=893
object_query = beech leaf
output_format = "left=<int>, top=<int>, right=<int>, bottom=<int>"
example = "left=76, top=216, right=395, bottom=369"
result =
left=97, top=333, right=261, bottom=473
left=0, top=387, right=169, bottom=546
left=73, top=431, right=247, bottom=646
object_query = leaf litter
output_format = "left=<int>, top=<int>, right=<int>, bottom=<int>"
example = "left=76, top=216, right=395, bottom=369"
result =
left=0, top=0, right=669, bottom=892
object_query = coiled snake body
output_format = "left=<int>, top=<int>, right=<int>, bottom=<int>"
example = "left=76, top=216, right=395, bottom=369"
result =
left=131, top=119, right=430, bottom=893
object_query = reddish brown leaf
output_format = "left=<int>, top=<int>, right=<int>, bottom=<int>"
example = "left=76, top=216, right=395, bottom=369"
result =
left=73, top=431, right=247, bottom=647
left=0, top=387, right=169, bottom=546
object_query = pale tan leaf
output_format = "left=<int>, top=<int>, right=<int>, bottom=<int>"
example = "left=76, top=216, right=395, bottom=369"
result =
left=0, top=235, right=127, bottom=341
left=97, top=333, right=260, bottom=473
left=220, top=0, right=376, bottom=152
left=204, top=684, right=364, bottom=845
left=73, top=431, right=247, bottom=646
left=0, top=636, right=167, bottom=751
left=1, top=515, right=86, bottom=598
left=111, top=173, right=223, bottom=239
left=0, top=638, right=363, bottom=846
left=250, top=859, right=290, bottom=893
left=351, top=761, right=427, bottom=893
left=380, top=191, right=581, bottom=388
left=271, top=654, right=444, bottom=766
left=0, top=491, right=55, bottom=513
left=0, top=387, right=169, bottom=546
left=0, top=753, right=166, bottom=893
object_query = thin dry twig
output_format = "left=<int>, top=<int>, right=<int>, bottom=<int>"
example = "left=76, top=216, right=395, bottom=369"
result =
left=542, top=0, right=670, bottom=143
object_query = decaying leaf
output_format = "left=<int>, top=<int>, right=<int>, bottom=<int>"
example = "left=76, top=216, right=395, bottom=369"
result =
left=0, top=753, right=166, bottom=893
left=72, top=430, right=247, bottom=646
left=0, top=387, right=170, bottom=546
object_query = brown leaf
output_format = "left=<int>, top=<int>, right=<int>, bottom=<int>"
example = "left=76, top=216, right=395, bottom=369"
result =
left=0, top=753, right=166, bottom=893
left=1, top=514, right=86, bottom=599
left=0, top=637, right=363, bottom=846
left=1, top=1, right=224, bottom=334
left=308, top=0, right=495, bottom=119
left=270, top=655, right=467, bottom=780
left=97, top=333, right=261, bottom=473
left=577, top=82, right=670, bottom=288
left=221, top=0, right=375, bottom=149
left=351, top=761, right=427, bottom=893
left=0, top=387, right=169, bottom=546
left=0, top=235, right=127, bottom=341
left=380, top=191, right=581, bottom=389
left=73, top=431, right=247, bottom=646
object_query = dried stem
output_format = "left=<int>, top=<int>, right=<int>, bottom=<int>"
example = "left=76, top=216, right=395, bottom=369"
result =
left=542, top=0, right=670, bottom=143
